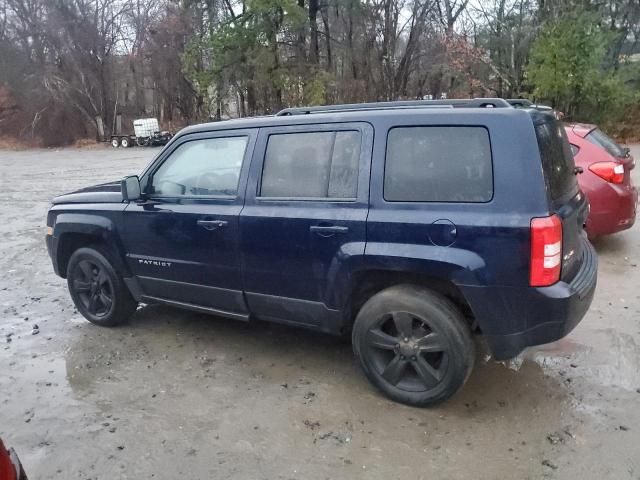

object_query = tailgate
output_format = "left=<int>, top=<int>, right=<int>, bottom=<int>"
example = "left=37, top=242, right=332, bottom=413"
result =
left=534, top=118, right=587, bottom=282
left=556, top=191, right=589, bottom=281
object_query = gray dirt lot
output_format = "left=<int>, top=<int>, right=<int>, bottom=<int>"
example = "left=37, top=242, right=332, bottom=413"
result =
left=1, top=145, right=639, bottom=480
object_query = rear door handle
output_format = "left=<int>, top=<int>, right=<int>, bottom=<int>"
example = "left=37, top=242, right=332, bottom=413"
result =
left=310, top=225, right=349, bottom=235
left=197, top=219, right=228, bottom=231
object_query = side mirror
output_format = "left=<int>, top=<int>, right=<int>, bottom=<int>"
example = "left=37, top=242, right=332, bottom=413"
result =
left=623, top=147, right=631, bottom=157
left=121, top=175, right=141, bottom=202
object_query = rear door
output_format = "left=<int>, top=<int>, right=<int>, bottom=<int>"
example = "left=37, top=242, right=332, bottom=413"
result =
left=534, top=117, right=588, bottom=280
left=240, top=122, right=373, bottom=330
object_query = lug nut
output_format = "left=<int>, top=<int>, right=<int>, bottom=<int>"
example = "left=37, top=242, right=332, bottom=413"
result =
left=403, top=337, right=409, bottom=342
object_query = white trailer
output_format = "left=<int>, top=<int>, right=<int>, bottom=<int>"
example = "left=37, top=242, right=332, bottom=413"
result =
left=110, top=117, right=172, bottom=148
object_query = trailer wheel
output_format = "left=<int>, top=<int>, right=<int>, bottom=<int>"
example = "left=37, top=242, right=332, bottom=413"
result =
left=111, top=138, right=119, bottom=148
left=120, top=137, right=130, bottom=148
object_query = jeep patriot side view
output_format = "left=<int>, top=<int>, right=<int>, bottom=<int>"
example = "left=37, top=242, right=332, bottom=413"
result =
left=46, top=99, right=597, bottom=406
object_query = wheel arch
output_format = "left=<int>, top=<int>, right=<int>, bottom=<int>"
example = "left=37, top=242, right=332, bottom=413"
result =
left=342, top=267, right=479, bottom=335
left=53, top=214, right=129, bottom=278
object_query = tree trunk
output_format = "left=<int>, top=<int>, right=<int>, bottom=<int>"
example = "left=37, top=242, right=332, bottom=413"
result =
left=321, top=7, right=332, bottom=71
left=297, top=0, right=307, bottom=66
left=309, top=0, right=319, bottom=64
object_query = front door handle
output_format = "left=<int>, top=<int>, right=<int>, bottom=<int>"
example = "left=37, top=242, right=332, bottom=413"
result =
left=197, top=219, right=228, bottom=231
left=310, top=225, right=349, bottom=236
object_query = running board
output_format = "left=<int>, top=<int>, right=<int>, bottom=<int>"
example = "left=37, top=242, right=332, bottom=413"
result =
left=141, top=295, right=250, bottom=322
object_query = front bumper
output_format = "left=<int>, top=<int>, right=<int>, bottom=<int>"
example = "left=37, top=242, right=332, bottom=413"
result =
left=461, top=238, right=597, bottom=360
left=45, top=233, right=62, bottom=277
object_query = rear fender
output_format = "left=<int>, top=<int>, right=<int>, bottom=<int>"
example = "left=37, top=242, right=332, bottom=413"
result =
left=325, top=241, right=486, bottom=311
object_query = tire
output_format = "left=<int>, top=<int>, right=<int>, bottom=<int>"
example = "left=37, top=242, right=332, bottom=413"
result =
left=111, top=138, right=119, bottom=148
left=120, top=137, right=130, bottom=148
left=66, top=246, right=137, bottom=326
left=352, top=284, right=475, bottom=407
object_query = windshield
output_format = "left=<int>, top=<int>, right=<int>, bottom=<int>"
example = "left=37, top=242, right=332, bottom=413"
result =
left=586, top=128, right=626, bottom=158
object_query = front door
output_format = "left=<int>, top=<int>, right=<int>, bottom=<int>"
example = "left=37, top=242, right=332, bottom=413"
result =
left=240, top=123, right=373, bottom=332
left=122, top=130, right=256, bottom=316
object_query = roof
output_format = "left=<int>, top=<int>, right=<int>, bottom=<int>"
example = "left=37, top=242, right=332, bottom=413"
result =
left=177, top=104, right=550, bottom=137
left=566, top=123, right=597, bottom=138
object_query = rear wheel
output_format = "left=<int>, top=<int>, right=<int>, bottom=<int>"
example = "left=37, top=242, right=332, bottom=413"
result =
left=67, top=247, right=137, bottom=326
left=111, top=138, right=119, bottom=148
left=352, top=284, right=475, bottom=407
left=120, top=137, right=130, bottom=148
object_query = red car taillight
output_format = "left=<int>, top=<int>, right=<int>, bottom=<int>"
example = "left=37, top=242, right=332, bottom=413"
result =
left=589, top=161, right=625, bottom=184
left=530, top=215, right=562, bottom=287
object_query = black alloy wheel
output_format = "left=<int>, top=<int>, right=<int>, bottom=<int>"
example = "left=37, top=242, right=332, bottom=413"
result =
left=364, top=311, right=449, bottom=392
left=66, top=246, right=138, bottom=326
left=352, top=285, right=475, bottom=407
left=70, top=259, right=115, bottom=318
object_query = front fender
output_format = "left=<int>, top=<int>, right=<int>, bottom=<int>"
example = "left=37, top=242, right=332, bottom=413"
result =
left=51, top=213, right=129, bottom=277
left=53, top=213, right=115, bottom=238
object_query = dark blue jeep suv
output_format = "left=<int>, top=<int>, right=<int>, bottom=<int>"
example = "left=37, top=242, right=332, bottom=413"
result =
left=46, top=99, right=597, bottom=406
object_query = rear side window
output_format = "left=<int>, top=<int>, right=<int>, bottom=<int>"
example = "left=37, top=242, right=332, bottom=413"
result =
left=260, top=131, right=360, bottom=198
left=535, top=120, right=577, bottom=200
left=586, top=128, right=625, bottom=158
left=384, top=126, right=493, bottom=202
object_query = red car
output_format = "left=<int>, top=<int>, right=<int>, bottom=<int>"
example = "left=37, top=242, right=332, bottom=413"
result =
left=0, top=438, right=27, bottom=480
left=565, top=123, right=637, bottom=238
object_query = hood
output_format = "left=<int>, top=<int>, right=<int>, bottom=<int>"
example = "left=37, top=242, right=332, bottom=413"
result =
left=51, top=181, right=124, bottom=205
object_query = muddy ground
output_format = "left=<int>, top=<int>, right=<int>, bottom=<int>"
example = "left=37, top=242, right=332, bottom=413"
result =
left=1, top=145, right=639, bottom=480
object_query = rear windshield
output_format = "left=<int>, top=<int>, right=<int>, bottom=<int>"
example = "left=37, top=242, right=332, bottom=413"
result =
left=535, top=120, right=577, bottom=201
left=586, top=128, right=626, bottom=158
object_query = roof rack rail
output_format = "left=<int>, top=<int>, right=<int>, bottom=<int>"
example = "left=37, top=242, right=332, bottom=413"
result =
left=275, top=98, right=511, bottom=116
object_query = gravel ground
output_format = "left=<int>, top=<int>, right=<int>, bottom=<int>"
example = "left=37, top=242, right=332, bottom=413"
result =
left=0, top=144, right=639, bottom=479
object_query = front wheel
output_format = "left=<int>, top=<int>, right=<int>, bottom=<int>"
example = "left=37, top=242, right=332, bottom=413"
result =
left=66, top=247, right=137, bottom=326
left=352, top=284, right=475, bottom=407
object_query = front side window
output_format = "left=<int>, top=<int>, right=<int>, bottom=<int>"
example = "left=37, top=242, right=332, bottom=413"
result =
left=384, top=126, right=493, bottom=202
left=150, top=136, right=248, bottom=197
left=260, top=130, right=361, bottom=199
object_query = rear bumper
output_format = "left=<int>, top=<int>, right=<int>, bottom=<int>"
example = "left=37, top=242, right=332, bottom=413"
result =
left=461, top=238, right=597, bottom=360
left=586, top=182, right=637, bottom=237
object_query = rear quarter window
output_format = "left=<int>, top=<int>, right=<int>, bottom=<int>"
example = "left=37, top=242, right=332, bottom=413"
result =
left=535, top=120, right=577, bottom=201
left=384, top=126, right=493, bottom=202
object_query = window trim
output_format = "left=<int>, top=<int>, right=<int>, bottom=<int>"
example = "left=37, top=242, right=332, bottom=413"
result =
left=145, top=132, right=252, bottom=201
left=382, top=124, right=495, bottom=204
left=256, top=128, right=362, bottom=203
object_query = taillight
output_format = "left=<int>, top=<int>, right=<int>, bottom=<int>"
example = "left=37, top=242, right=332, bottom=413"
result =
left=589, top=161, right=624, bottom=184
left=530, top=214, right=562, bottom=287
